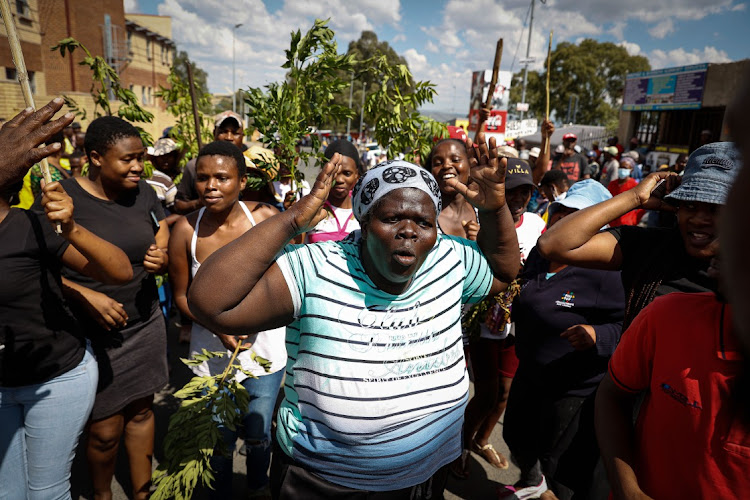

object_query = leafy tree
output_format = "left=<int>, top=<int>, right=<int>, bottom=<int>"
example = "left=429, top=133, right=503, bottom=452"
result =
left=509, top=39, right=650, bottom=125
left=52, top=38, right=155, bottom=144
left=243, top=19, right=355, bottom=188
left=155, top=66, right=215, bottom=180
left=319, top=31, right=413, bottom=132
left=173, top=50, right=213, bottom=114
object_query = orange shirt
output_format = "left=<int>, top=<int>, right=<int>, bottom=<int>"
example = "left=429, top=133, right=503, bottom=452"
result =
left=609, top=293, right=749, bottom=500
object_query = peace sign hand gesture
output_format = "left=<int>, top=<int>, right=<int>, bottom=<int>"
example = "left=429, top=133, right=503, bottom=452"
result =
left=445, top=133, right=508, bottom=211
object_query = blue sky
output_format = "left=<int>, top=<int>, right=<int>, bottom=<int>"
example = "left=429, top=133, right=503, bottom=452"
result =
left=129, top=0, right=749, bottom=113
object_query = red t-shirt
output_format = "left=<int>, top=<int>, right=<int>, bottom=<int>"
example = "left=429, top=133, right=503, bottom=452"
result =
left=607, top=178, right=643, bottom=227
left=609, top=293, right=749, bottom=500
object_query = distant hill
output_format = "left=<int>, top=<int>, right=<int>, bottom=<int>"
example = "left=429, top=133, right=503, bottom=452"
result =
left=419, top=109, right=467, bottom=123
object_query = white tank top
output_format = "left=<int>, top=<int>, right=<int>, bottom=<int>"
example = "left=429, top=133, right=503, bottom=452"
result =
left=188, top=203, right=287, bottom=379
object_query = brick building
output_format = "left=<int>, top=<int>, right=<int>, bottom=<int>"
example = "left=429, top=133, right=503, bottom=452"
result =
left=0, top=0, right=46, bottom=119
left=1, top=0, right=176, bottom=138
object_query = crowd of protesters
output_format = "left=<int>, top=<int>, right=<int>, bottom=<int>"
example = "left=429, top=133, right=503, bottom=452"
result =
left=0, top=69, right=749, bottom=500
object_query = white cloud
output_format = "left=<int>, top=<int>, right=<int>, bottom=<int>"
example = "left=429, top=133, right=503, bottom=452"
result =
left=157, top=0, right=403, bottom=95
left=609, top=21, right=627, bottom=41
left=155, top=0, right=739, bottom=115
left=618, top=41, right=642, bottom=56
left=403, top=48, right=428, bottom=74
left=355, top=0, right=402, bottom=24
left=124, top=0, right=139, bottom=12
left=648, top=46, right=731, bottom=69
left=648, top=19, right=675, bottom=39
left=554, top=0, right=737, bottom=24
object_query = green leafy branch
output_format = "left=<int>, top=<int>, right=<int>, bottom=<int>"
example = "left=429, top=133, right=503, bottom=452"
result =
left=51, top=37, right=155, bottom=145
left=244, top=19, right=355, bottom=189
left=363, top=56, right=447, bottom=162
left=151, top=344, right=271, bottom=500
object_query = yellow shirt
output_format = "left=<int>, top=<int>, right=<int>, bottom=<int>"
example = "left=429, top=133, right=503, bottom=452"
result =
left=12, top=171, right=35, bottom=209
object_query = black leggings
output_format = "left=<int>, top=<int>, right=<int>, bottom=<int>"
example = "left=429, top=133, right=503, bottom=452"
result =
left=503, top=364, right=604, bottom=500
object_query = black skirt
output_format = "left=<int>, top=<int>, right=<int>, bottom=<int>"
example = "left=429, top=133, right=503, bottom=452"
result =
left=88, top=307, right=168, bottom=420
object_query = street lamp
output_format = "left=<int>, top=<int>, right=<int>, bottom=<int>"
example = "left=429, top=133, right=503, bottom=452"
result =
left=232, top=23, right=243, bottom=113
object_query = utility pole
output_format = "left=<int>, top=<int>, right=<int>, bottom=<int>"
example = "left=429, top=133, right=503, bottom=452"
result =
left=346, top=72, right=354, bottom=137
left=359, top=81, right=367, bottom=142
left=232, top=23, right=242, bottom=113
left=520, top=0, right=535, bottom=120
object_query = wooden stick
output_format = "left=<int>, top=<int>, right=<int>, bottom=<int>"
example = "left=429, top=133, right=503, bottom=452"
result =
left=1, top=0, right=60, bottom=232
left=475, top=38, right=503, bottom=143
left=186, top=61, right=203, bottom=150
left=544, top=30, right=553, bottom=155
left=219, top=340, right=243, bottom=387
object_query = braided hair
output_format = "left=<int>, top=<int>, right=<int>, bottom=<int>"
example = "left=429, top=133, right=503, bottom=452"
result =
left=621, top=229, right=683, bottom=329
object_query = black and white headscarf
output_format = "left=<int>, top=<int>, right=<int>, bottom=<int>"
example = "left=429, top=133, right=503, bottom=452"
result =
left=351, top=160, right=442, bottom=222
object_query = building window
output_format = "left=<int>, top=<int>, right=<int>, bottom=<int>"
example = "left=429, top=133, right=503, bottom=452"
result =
left=5, top=68, right=17, bottom=81
left=127, top=31, right=133, bottom=54
left=28, top=71, right=35, bottom=94
left=160, top=45, right=165, bottom=65
left=15, top=0, right=30, bottom=17
left=146, top=39, right=152, bottom=60
left=141, top=86, right=146, bottom=105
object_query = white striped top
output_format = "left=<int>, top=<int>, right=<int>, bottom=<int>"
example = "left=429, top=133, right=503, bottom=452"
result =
left=275, top=232, right=493, bottom=490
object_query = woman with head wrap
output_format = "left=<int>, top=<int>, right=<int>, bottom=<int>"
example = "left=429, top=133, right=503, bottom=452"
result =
left=188, top=135, right=520, bottom=498
left=306, top=140, right=363, bottom=243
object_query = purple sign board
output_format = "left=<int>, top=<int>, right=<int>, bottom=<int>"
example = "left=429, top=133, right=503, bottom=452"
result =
left=622, top=63, right=708, bottom=111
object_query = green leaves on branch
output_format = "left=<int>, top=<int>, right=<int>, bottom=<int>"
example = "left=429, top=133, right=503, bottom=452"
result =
left=244, top=19, right=355, bottom=185
left=156, top=66, right=215, bottom=174
left=151, top=347, right=272, bottom=500
left=51, top=37, right=155, bottom=145
left=364, top=57, right=447, bottom=162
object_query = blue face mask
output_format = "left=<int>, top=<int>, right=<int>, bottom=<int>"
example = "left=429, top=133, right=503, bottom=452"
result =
left=618, top=169, right=632, bottom=180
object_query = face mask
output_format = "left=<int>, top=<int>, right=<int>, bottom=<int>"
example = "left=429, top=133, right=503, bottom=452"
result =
left=618, top=169, right=632, bottom=180
left=554, top=191, right=567, bottom=202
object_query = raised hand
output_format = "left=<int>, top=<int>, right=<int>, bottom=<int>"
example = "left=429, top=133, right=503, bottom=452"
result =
left=445, top=133, right=507, bottom=211
left=40, top=180, right=76, bottom=235
left=0, top=98, right=74, bottom=190
left=541, top=119, right=555, bottom=139
left=288, top=153, right=342, bottom=234
left=631, top=171, right=680, bottom=211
